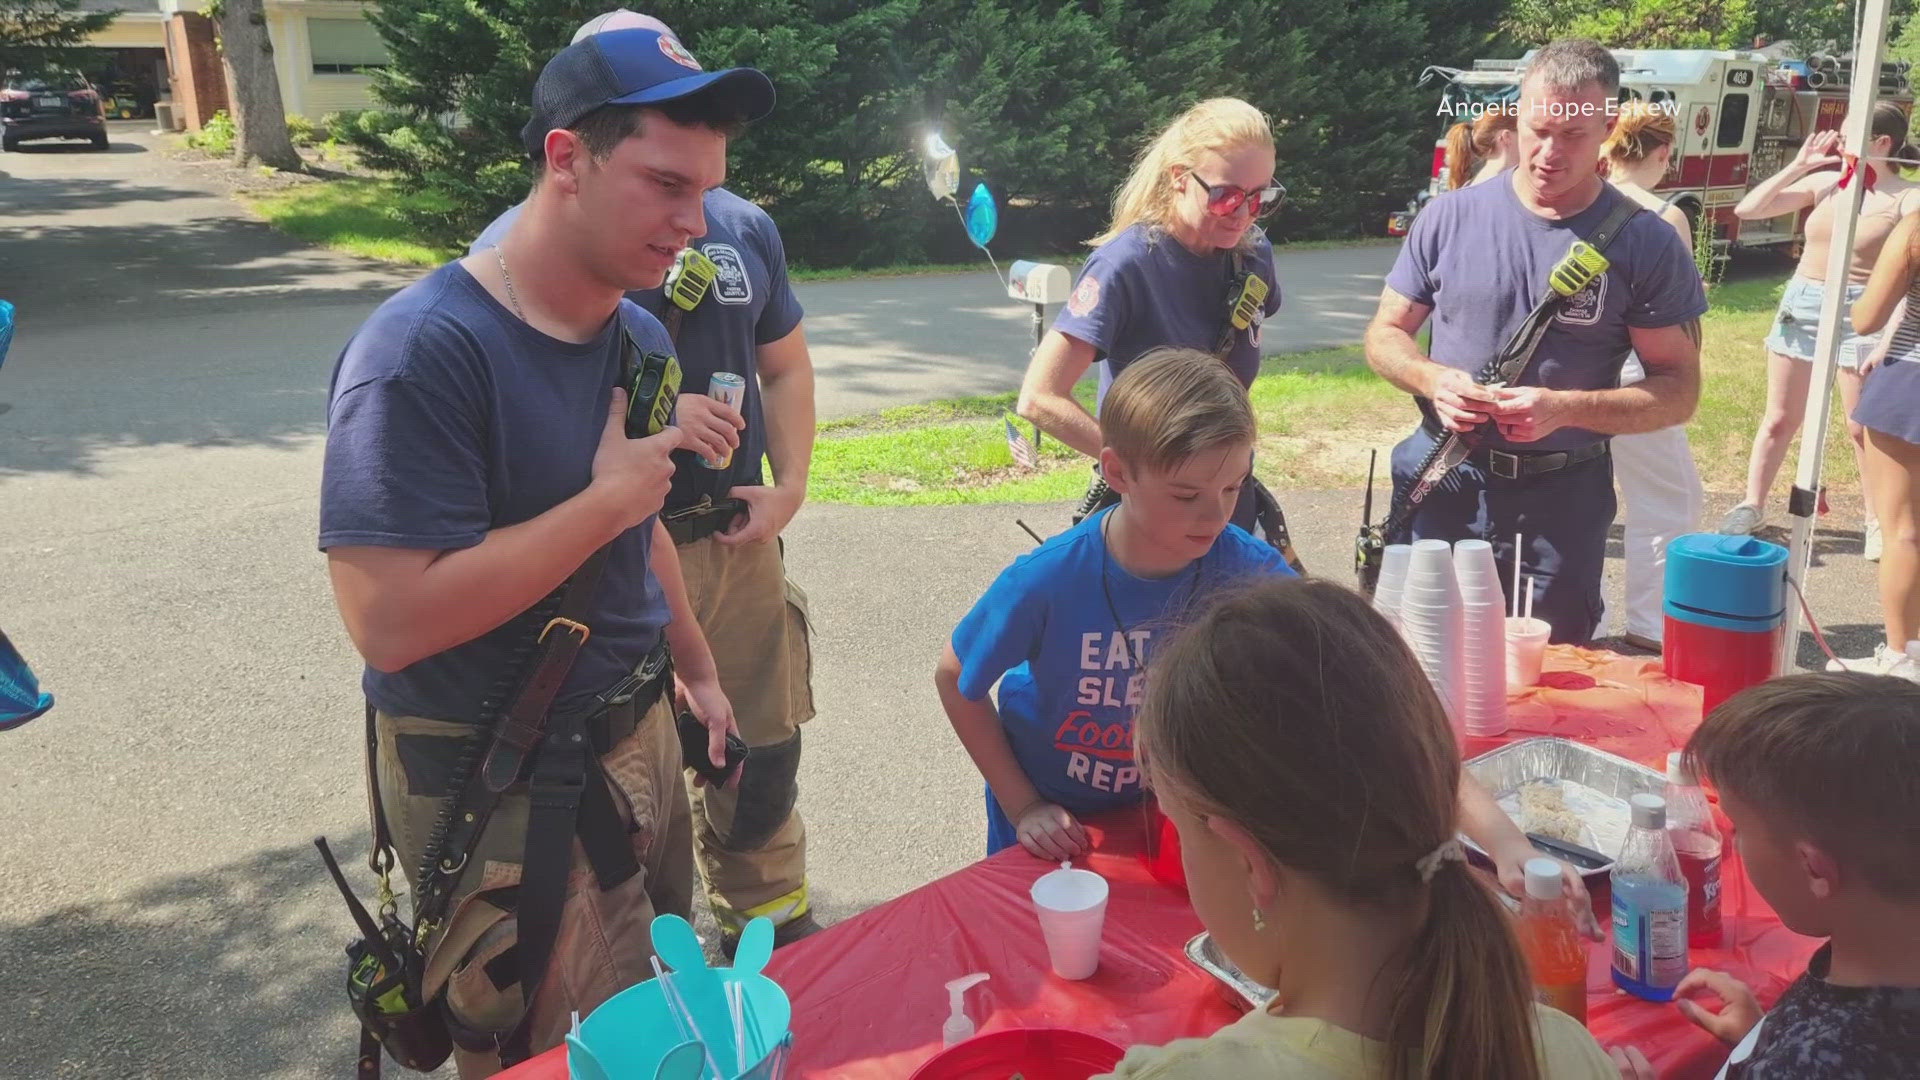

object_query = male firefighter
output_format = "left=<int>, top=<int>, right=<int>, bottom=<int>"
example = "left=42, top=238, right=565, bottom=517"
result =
left=471, top=10, right=821, bottom=954
left=1364, top=39, right=1705, bottom=643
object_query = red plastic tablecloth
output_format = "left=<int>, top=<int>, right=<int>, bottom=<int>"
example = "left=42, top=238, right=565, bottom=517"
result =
left=502, top=646, right=1820, bottom=1080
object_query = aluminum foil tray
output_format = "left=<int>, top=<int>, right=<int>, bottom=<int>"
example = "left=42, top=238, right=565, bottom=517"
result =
left=1462, top=737, right=1667, bottom=878
left=1184, top=932, right=1275, bottom=1011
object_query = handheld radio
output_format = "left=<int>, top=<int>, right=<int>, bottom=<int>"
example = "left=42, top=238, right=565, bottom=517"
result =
left=665, top=248, right=719, bottom=313
left=1548, top=241, right=1610, bottom=298
left=1229, top=272, right=1270, bottom=331
left=624, top=344, right=682, bottom=439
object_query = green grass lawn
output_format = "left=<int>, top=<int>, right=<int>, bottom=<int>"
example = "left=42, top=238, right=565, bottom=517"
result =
left=809, top=264, right=1858, bottom=507
left=243, top=179, right=462, bottom=267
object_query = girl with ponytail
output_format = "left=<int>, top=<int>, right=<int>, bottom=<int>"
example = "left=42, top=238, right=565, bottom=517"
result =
left=1444, top=106, right=1518, bottom=189
left=1099, top=578, right=1613, bottom=1080
left=1019, top=98, right=1286, bottom=533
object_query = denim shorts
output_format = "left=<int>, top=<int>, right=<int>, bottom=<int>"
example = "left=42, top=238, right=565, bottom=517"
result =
left=1765, top=276, right=1874, bottom=369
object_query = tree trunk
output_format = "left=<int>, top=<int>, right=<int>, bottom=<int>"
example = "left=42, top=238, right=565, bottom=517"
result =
left=215, top=0, right=302, bottom=171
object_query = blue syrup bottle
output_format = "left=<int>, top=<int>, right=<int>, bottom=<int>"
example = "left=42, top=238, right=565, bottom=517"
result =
left=1611, top=793, right=1690, bottom=1001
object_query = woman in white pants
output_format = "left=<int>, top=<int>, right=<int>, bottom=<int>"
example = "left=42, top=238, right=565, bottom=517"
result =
left=1601, top=103, right=1704, bottom=649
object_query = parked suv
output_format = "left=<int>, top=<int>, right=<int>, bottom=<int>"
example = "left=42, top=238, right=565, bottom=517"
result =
left=1, top=71, right=108, bottom=151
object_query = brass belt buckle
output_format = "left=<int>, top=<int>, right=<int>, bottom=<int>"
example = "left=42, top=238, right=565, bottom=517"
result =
left=1488, top=450, right=1521, bottom=480
left=539, top=617, right=591, bottom=645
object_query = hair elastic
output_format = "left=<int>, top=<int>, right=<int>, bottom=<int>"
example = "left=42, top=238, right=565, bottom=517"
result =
left=1415, top=838, right=1466, bottom=883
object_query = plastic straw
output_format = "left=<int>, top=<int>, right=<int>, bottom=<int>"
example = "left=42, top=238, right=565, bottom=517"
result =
left=1524, top=576, right=1536, bottom=622
left=570, top=1010, right=580, bottom=1038
left=1511, top=533, right=1523, bottom=619
left=651, top=956, right=724, bottom=1080
left=730, top=983, right=747, bottom=1074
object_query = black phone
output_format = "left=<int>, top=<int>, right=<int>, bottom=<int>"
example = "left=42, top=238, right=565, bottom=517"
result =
left=676, top=709, right=749, bottom=784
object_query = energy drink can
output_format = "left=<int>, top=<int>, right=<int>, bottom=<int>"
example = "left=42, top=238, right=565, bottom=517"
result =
left=704, top=371, right=746, bottom=470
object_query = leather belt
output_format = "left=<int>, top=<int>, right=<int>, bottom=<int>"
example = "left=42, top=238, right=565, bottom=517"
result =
left=1471, top=441, right=1609, bottom=480
left=1417, top=417, right=1610, bottom=481
left=584, top=642, right=673, bottom=755
left=662, top=497, right=747, bottom=546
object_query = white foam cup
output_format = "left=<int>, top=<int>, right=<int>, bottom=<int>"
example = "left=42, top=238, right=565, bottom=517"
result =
left=1030, top=864, right=1110, bottom=980
left=1375, top=544, right=1413, bottom=610
left=1505, top=617, right=1552, bottom=689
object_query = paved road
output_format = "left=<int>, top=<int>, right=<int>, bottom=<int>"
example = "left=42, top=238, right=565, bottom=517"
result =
left=0, top=126, right=1884, bottom=1077
left=798, top=243, right=1399, bottom=418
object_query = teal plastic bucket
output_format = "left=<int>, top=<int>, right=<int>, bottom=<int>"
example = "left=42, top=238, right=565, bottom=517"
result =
left=571, top=968, right=792, bottom=1080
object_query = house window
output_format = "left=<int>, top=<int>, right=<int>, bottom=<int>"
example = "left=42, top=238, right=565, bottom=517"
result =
left=309, top=18, right=388, bottom=74
left=1717, top=92, right=1750, bottom=149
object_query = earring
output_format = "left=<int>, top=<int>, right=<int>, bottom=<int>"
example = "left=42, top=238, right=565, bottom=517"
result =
left=1252, top=906, right=1267, bottom=932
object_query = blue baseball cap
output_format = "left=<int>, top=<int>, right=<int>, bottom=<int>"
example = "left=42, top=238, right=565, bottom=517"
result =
left=522, top=28, right=774, bottom=157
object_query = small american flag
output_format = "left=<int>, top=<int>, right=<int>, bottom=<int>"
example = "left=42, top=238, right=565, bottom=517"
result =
left=1004, top=413, right=1039, bottom=469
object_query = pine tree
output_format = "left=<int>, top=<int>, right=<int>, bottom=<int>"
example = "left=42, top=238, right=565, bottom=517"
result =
left=0, top=0, right=116, bottom=77
left=343, top=0, right=1510, bottom=261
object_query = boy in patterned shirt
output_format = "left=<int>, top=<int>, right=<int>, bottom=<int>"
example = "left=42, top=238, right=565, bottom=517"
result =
left=1614, top=673, right=1920, bottom=1078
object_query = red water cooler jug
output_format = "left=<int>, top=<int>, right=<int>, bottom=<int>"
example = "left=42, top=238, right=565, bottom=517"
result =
left=1662, top=534, right=1788, bottom=715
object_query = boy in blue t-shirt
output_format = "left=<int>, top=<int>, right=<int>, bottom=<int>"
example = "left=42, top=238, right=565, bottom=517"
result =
left=936, top=348, right=1296, bottom=858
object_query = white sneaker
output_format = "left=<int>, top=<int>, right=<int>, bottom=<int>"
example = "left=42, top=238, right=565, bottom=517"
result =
left=1719, top=503, right=1763, bottom=535
left=1825, top=643, right=1920, bottom=679
left=1865, top=517, right=1883, bottom=562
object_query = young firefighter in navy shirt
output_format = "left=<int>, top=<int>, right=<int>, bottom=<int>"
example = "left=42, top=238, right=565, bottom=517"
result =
left=473, top=12, right=823, bottom=957
left=321, top=28, right=768, bottom=1074
left=938, top=349, right=1295, bottom=858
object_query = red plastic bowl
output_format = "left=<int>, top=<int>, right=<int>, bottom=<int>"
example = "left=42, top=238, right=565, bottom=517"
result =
left=909, top=1028, right=1127, bottom=1080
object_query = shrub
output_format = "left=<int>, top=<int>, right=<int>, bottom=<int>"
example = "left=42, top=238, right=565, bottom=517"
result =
left=186, top=110, right=236, bottom=158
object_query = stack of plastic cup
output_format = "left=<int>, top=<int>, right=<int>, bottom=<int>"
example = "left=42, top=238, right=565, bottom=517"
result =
left=1452, top=540, right=1510, bottom=736
left=1373, top=544, right=1413, bottom=632
left=1397, top=539, right=1466, bottom=740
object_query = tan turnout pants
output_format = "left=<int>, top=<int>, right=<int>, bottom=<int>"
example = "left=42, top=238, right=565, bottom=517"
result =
left=674, top=533, right=816, bottom=934
left=373, top=689, right=691, bottom=1078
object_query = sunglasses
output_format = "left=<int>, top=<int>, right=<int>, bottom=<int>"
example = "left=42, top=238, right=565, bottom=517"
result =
left=1188, top=173, right=1286, bottom=218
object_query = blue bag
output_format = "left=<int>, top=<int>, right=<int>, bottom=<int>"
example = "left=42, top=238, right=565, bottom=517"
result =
left=0, top=630, right=53, bottom=731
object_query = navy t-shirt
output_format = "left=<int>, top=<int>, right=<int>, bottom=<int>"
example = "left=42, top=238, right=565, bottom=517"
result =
left=319, top=261, right=672, bottom=722
left=951, top=508, right=1294, bottom=814
left=472, top=188, right=805, bottom=511
left=1051, top=223, right=1283, bottom=409
left=1384, top=174, right=1709, bottom=451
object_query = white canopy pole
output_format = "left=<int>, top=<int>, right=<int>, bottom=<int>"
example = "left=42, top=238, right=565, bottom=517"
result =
left=1775, top=0, right=1895, bottom=673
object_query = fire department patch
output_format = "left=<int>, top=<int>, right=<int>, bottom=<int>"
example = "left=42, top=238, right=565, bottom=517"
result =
left=1555, top=272, right=1607, bottom=327
left=1693, top=105, right=1711, bottom=137
left=659, top=35, right=702, bottom=71
left=1068, top=275, right=1102, bottom=318
left=700, top=242, right=752, bottom=305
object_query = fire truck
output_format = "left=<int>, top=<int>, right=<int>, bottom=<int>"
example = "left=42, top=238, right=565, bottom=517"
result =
left=1385, top=49, right=1915, bottom=259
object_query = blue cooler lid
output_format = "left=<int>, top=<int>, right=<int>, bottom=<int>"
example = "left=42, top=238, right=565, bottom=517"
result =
left=1664, top=533, right=1787, bottom=628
